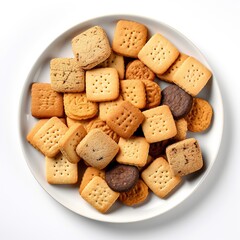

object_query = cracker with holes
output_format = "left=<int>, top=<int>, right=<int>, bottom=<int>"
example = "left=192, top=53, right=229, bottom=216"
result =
left=125, top=59, right=155, bottom=81
left=120, top=80, right=146, bottom=109
left=46, top=153, right=78, bottom=184
left=86, top=68, right=119, bottom=102
left=112, top=20, right=148, bottom=58
left=33, top=117, right=68, bottom=157
left=50, top=58, right=85, bottom=92
left=173, top=56, right=212, bottom=96
left=31, top=83, right=64, bottom=118
left=142, top=105, right=177, bottom=143
left=76, top=129, right=119, bottom=170
left=81, top=176, right=120, bottom=213
left=59, top=123, right=87, bottom=164
left=63, top=93, right=98, bottom=120
left=141, top=157, right=182, bottom=198
left=106, top=101, right=145, bottom=139
left=138, top=33, right=179, bottom=75
left=72, top=26, right=111, bottom=70
left=166, top=138, right=203, bottom=176
left=116, top=137, right=149, bottom=167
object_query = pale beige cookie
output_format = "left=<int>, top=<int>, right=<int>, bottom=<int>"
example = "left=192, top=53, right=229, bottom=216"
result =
left=120, top=80, right=146, bottom=109
left=141, top=80, right=161, bottom=109
left=59, top=123, right=87, bottom=164
left=86, top=68, right=119, bottom=102
left=81, top=176, right=120, bottom=213
left=166, top=138, right=203, bottom=176
left=116, top=137, right=150, bottom=167
left=112, top=20, right=148, bottom=58
left=98, top=51, right=124, bottom=79
left=157, top=53, right=188, bottom=82
left=138, top=33, right=179, bottom=75
left=125, top=59, right=155, bottom=81
left=86, top=118, right=119, bottom=142
left=76, top=129, right=119, bottom=170
left=46, top=153, right=78, bottom=184
left=119, top=179, right=149, bottom=206
left=79, top=167, right=105, bottom=194
left=99, top=95, right=123, bottom=121
left=33, top=117, right=68, bottom=157
left=185, top=98, right=213, bottom=132
left=173, top=56, right=212, bottom=96
left=31, top=83, right=64, bottom=118
left=106, top=101, right=145, bottom=139
left=50, top=58, right=85, bottom=92
left=141, top=157, right=182, bottom=198
left=72, top=26, right=111, bottom=70
left=63, top=93, right=98, bottom=120
left=142, top=105, right=177, bottom=143
left=173, top=118, right=188, bottom=141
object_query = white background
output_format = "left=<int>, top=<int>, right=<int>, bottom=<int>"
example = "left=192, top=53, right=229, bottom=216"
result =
left=1, top=0, right=239, bottom=239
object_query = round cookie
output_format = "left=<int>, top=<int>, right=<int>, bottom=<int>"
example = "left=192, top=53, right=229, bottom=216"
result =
left=149, top=140, right=170, bottom=158
left=105, top=164, right=139, bottom=192
left=185, top=97, right=213, bottom=132
left=161, top=84, right=193, bottom=119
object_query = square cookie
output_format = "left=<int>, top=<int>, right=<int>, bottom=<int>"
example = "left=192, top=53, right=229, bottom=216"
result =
left=46, top=153, right=78, bottom=184
left=50, top=58, right=85, bottom=92
left=112, top=20, right=148, bottom=58
left=142, top=105, right=177, bottom=143
left=86, top=68, right=119, bottom=102
left=72, top=26, right=111, bottom=69
left=138, top=33, right=179, bottom=75
left=76, top=129, right=119, bottom=170
left=106, top=101, right=145, bottom=139
left=166, top=138, right=203, bottom=176
left=116, top=137, right=149, bottom=167
left=141, top=157, right=182, bottom=198
left=31, top=83, right=64, bottom=118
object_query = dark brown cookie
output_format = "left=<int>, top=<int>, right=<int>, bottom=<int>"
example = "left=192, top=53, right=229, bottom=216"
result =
left=161, top=84, right=193, bottom=119
left=149, top=140, right=171, bottom=159
left=105, top=164, right=139, bottom=192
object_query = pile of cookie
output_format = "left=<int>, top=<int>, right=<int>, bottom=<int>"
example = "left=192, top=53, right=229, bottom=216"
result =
left=27, top=20, right=213, bottom=214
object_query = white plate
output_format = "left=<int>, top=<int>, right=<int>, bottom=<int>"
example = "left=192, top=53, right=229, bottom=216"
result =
left=19, top=15, right=224, bottom=223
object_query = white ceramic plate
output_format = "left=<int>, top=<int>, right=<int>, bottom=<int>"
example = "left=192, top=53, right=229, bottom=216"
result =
left=19, top=15, right=224, bottom=223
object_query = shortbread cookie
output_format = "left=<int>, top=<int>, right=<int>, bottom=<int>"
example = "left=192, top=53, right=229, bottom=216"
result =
left=166, top=138, right=203, bottom=176
left=46, top=153, right=78, bottom=184
left=157, top=53, right=188, bottom=82
left=99, top=95, right=123, bottom=121
left=106, top=101, right=145, bottom=139
left=72, top=26, right=111, bottom=70
left=86, top=67, right=119, bottom=102
left=125, top=60, right=155, bottom=81
left=59, top=123, right=87, bottom=164
left=33, top=117, right=68, bottom=157
left=142, top=105, right=177, bottom=143
left=138, top=33, right=179, bottom=75
left=81, top=176, right=119, bottom=213
left=173, top=118, right=188, bottom=141
left=116, top=137, right=149, bottom=167
left=31, top=83, right=64, bottom=118
left=141, top=80, right=161, bottom=109
left=185, top=98, right=213, bottom=132
left=79, top=167, right=105, bottom=194
left=50, top=58, right=85, bottom=92
left=149, top=139, right=171, bottom=158
left=105, top=163, right=139, bottom=192
left=141, top=157, right=182, bottom=198
left=98, top=51, right=124, bottom=79
left=63, top=93, right=98, bottom=120
left=173, top=56, right=212, bottom=96
left=161, top=84, right=193, bottom=119
left=86, top=118, right=119, bottom=142
left=112, top=20, right=148, bottom=58
left=120, top=80, right=146, bottom=109
left=76, top=129, right=119, bottom=170
left=119, top=179, right=149, bottom=206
